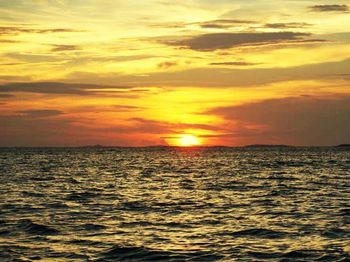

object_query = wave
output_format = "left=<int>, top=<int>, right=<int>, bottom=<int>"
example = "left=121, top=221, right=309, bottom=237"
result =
left=17, top=219, right=60, bottom=235
left=339, top=208, right=350, bottom=216
left=247, top=249, right=349, bottom=260
left=98, top=245, right=224, bottom=261
left=321, top=228, right=350, bottom=238
left=65, top=191, right=100, bottom=202
left=229, top=228, right=290, bottom=238
left=81, top=223, right=107, bottom=231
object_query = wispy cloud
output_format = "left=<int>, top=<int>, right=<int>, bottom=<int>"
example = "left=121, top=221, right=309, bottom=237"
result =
left=264, top=22, right=312, bottom=29
left=0, top=26, right=81, bottom=35
left=113, top=105, right=145, bottom=112
left=17, top=109, right=64, bottom=118
left=209, top=61, right=260, bottom=66
left=0, top=82, right=135, bottom=95
left=157, top=61, right=178, bottom=69
left=0, top=39, right=19, bottom=43
left=51, top=44, right=81, bottom=52
left=148, top=19, right=256, bottom=30
left=309, top=4, right=349, bottom=12
left=196, top=19, right=256, bottom=29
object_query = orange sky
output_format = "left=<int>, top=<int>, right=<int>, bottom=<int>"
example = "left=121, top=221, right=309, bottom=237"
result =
left=1, top=0, right=350, bottom=146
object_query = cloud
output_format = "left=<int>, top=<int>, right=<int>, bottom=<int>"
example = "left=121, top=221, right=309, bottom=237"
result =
left=5, top=52, right=63, bottom=63
left=264, top=23, right=312, bottom=29
left=309, top=4, right=349, bottom=12
left=164, top=32, right=311, bottom=51
left=157, top=61, right=178, bottom=69
left=148, top=22, right=188, bottom=29
left=209, top=61, right=260, bottom=66
left=197, top=19, right=256, bottom=29
left=0, top=82, right=135, bottom=95
left=113, top=105, right=144, bottom=112
left=51, top=44, right=81, bottom=52
left=206, top=95, right=350, bottom=146
left=206, top=19, right=256, bottom=24
left=0, top=39, right=19, bottom=43
left=17, top=109, right=64, bottom=118
left=199, top=23, right=231, bottom=29
left=0, top=26, right=80, bottom=36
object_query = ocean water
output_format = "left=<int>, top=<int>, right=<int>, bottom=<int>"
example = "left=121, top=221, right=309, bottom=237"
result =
left=0, top=147, right=349, bottom=261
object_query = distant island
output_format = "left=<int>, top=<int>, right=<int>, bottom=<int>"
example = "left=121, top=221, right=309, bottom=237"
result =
left=79, top=144, right=106, bottom=148
left=336, top=144, right=350, bottom=147
left=244, top=144, right=293, bottom=148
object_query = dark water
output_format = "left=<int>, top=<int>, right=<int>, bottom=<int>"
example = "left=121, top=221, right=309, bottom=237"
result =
left=0, top=147, right=349, bottom=261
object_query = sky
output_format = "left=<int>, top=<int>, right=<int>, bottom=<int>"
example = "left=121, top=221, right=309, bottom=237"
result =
left=0, top=0, right=350, bottom=146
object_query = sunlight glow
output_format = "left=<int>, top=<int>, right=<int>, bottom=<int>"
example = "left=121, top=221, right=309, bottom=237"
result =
left=178, top=134, right=201, bottom=147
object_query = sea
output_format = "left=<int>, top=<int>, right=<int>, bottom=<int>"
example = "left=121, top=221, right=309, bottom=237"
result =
left=0, top=147, right=349, bottom=261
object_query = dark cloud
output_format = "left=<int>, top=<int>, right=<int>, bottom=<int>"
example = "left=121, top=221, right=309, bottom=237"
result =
left=113, top=105, right=144, bottom=112
left=206, top=95, right=350, bottom=146
left=158, top=61, right=178, bottom=69
left=209, top=61, right=260, bottom=66
left=51, top=44, right=81, bottom=52
left=164, top=32, right=311, bottom=51
left=200, top=23, right=231, bottom=29
left=0, top=39, right=19, bottom=43
left=0, top=82, right=134, bottom=95
left=309, top=4, right=349, bottom=12
left=0, top=26, right=80, bottom=36
left=264, top=22, right=312, bottom=29
left=17, top=109, right=64, bottom=118
left=43, top=28, right=81, bottom=33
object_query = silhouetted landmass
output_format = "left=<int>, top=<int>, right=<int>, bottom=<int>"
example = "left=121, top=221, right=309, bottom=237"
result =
left=144, top=145, right=169, bottom=148
left=244, top=144, right=293, bottom=148
left=80, top=144, right=106, bottom=148
left=336, top=144, right=350, bottom=147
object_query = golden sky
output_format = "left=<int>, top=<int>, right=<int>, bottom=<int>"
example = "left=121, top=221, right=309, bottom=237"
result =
left=1, top=0, right=350, bottom=146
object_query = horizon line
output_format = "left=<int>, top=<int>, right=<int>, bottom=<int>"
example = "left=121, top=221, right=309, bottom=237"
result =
left=0, top=144, right=349, bottom=149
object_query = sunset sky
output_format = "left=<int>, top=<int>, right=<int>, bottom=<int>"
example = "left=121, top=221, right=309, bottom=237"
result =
left=1, top=0, right=350, bottom=146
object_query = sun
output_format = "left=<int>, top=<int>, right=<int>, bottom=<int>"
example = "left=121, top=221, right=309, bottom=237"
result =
left=178, top=134, right=201, bottom=147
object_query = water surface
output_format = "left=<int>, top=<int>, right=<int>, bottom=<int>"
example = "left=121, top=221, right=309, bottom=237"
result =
left=0, top=147, right=349, bottom=261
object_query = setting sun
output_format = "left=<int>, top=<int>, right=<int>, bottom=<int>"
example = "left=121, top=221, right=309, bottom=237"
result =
left=178, top=134, right=201, bottom=147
